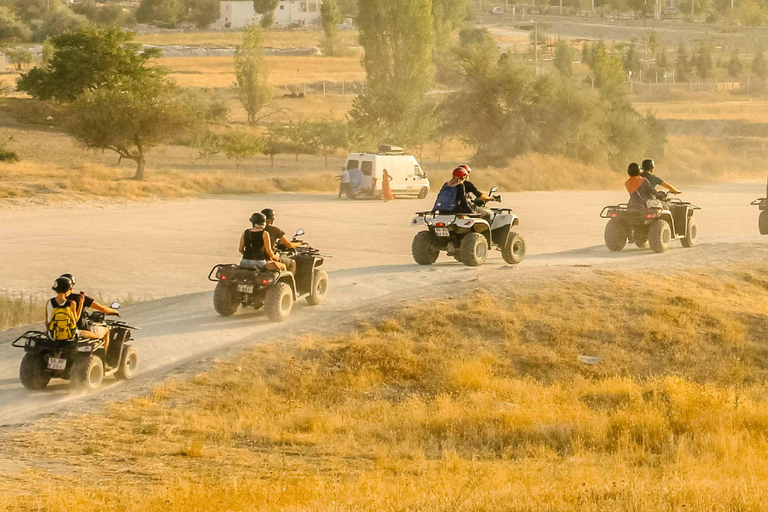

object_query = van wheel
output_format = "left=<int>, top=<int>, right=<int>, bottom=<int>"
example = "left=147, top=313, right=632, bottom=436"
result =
left=213, top=282, right=240, bottom=316
left=265, top=282, right=294, bottom=322
left=759, top=211, right=768, bottom=235
left=681, top=217, right=698, bottom=247
left=306, top=269, right=329, bottom=305
left=412, top=231, right=440, bottom=265
left=604, top=219, right=627, bottom=251
left=460, top=233, right=488, bottom=267
left=502, top=233, right=526, bottom=264
left=19, top=353, right=51, bottom=390
left=71, top=355, right=104, bottom=392
left=417, top=187, right=428, bottom=199
left=116, top=345, right=138, bottom=381
left=648, top=219, right=672, bottom=253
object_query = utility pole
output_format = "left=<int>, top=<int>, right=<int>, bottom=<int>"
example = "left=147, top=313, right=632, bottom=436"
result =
left=559, top=0, right=563, bottom=15
left=534, top=21, right=538, bottom=75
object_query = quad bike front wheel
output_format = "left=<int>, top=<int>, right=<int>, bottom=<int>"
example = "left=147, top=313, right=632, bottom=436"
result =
left=116, top=345, right=138, bottom=381
left=19, top=353, right=51, bottom=390
left=306, top=269, right=329, bottom=305
left=71, top=355, right=104, bottom=392
left=502, top=232, right=526, bottom=264
left=604, top=219, right=628, bottom=252
left=648, top=219, right=672, bottom=253
left=213, top=282, right=240, bottom=316
left=265, top=282, right=294, bottom=322
left=759, top=211, right=768, bottom=235
left=681, top=217, right=698, bottom=248
left=412, top=231, right=440, bottom=265
left=460, top=233, right=488, bottom=267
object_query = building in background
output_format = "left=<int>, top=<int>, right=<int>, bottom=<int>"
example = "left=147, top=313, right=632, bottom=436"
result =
left=219, top=1, right=323, bottom=29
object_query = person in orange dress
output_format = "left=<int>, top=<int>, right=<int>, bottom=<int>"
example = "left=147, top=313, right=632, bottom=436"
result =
left=381, top=169, right=394, bottom=202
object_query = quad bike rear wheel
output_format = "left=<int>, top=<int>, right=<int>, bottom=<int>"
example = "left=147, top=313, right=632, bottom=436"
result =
left=759, top=211, right=768, bottom=235
left=502, top=232, right=526, bottom=264
left=306, top=269, right=329, bottom=305
left=213, top=282, right=240, bottom=316
left=681, top=217, right=698, bottom=248
left=412, top=231, right=440, bottom=265
left=604, top=219, right=628, bottom=252
left=265, top=282, right=294, bottom=322
left=19, top=353, right=51, bottom=390
left=648, top=219, right=672, bottom=253
left=71, top=355, right=104, bottom=392
left=460, top=232, right=488, bottom=267
left=116, top=345, right=138, bottom=381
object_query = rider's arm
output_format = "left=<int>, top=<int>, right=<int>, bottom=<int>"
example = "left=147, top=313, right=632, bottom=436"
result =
left=239, top=232, right=245, bottom=255
left=280, top=235, right=300, bottom=249
left=661, top=181, right=681, bottom=194
left=75, top=293, right=85, bottom=321
left=263, top=231, right=278, bottom=262
left=90, top=301, right=118, bottom=315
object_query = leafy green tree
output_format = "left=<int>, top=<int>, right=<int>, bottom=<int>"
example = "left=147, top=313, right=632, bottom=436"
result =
left=588, top=41, right=625, bottom=94
left=17, top=28, right=164, bottom=102
left=458, top=26, right=491, bottom=47
left=657, top=47, right=669, bottom=71
left=736, top=0, right=764, bottom=25
left=71, top=0, right=126, bottom=26
left=136, top=0, right=183, bottom=27
left=253, top=0, right=278, bottom=28
left=581, top=43, right=592, bottom=65
left=727, top=51, right=743, bottom=78
left=221, top=129, right=264, bottom=171
left=183, top=0, right=220, bottom=29
left=5, top=46, right=34, bottom=71
left=351, top=0, right=434, bottom=145
left=233, top=24, right=272, bottom=126
left=754, top=46, right=767, bottom=78
left=432, top=0, right=468, bottom=52
left=553, top=41, right=572, bottom=77
left=694, top=43, right=713, bottom=78
left=676, top=43, right=691, bottom=79
left=645, top=29, right=659, bottom=56
left=320, top=0, right=342, bottom=56
left=304, top=118, right=348, bottom=167
left=262, top=128, right=284, bottom=167
left=14, top=0, right=65, bottom=23
left=622, top=42, right=641, bottom=75
left=68, top=79, right=194, bottom=180
left=193, top=131, right=223, bottom=162
left=0, top=6, right=31, bottom=41
left=32, top=8, right=89, bottom=41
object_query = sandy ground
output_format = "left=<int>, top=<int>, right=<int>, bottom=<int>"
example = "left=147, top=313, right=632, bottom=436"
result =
left=0, top=183, right=766, bottom=427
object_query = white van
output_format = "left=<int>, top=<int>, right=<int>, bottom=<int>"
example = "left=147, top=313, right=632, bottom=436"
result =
left=343, top=146, right=430, bottom=199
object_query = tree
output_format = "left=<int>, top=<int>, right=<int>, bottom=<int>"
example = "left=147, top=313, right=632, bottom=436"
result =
left=136, top=0, right=183, bottom=27
left=432, top=0, right=468, bottom=53
left=459, top=26, right=491, bottom=47
left=221, top=129, right=264, bottom=171
left=754, top=46, right=767, bottom=78
left=68, top=79, right=194, bottom=180
left=305, top=118, right=348, bottom=167
left=183, top=0, right=220, bottom=29
left=588, top=41, right=625, bottom=94
left=727, top=51, right=743, bottom=78
left=0, top=6, right=31, bottom=41
left=694, top=43, right=713, bottom=78
left=553, top=41, right=572, bottom=77
left=17, top=28, right=163, bottom=102
left=622, top=42, right=641, bottom=76
left=262, top=128, right=284, bottom=167
left=253, top=0, right=278, bottom=28
left=234, top=24, right=272, bottom=126
left=676, top=43, right=691, bottom=80
left=657, top=47, right=669, bottom=71
left=351, top=0, right=434, bottom=145
left=5, top=46, right=34, bottom=71
left=320, top=0, right=342, bottom=55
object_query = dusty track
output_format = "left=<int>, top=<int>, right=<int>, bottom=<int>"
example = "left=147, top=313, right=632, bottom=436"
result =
left=1, top=183, right=766, bottom=427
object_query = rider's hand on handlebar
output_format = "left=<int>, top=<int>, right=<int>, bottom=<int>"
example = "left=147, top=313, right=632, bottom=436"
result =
left=493, top=195, right=502, bottom=202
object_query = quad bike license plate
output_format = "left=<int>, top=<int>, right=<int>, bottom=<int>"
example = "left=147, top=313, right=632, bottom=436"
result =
left=237, top=284, right=254, bottom=294
left=434, top=227, right=450, bottom=238
left=47, top=357, right=67, bottom=370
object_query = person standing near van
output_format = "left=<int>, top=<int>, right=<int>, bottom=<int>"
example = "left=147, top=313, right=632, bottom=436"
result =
left=338, top=168, right=351, bottom=199
left=381, top=170, right=394, bottom=202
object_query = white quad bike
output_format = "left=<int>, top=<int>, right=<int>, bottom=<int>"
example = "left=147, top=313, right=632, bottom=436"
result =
left=410, top=186, right=526, bottom=267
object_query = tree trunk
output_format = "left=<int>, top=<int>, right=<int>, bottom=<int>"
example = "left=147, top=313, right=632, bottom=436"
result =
left=132, top=156, right=146, bottom=181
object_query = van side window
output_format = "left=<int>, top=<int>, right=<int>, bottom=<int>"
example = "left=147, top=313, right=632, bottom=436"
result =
left=346, top=160, right=359, bottom=171
left=361, top=161, right=373, bottom=176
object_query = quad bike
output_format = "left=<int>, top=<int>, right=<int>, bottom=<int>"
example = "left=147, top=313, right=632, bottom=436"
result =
left=751, top=198, right=768, bottom=235
left=209, top=230, right=331, bottom=322
left=601, top=191, right=700, bottom=253
left=12, top=303, right=139, bottom=392
left=410, top=186, right=526, bottom=267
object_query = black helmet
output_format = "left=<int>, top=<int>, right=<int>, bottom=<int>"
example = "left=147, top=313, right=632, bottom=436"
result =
left=641, top=159, right=655, bottom=172
left=627, top=163, right=641, bottom=176
left=261, top=208, right=275, bottom=221
left=59, top=273, right=75, bottom=286
left=52, top=276, right=73, bottom=293
left=249, top=212, right=266, bottom=227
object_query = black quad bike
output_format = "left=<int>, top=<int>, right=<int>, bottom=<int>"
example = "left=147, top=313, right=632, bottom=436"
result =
left=12, top=303, right=139, bottom=392
left=209, top=230, right=331, bottom=322
left=601, top=191, right=700, bottom=253
left=751, top=198, right=768, bottom=235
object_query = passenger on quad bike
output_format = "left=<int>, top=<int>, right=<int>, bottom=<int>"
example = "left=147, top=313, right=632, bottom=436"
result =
left=625, top=163, right=657, bottom=210
left=239, top=212, right=285, bottom=271
left=46, top=276, right=107, bottom=343
left=641, top=159, right=681, bottom=195
left=261, top=208, right=302, bottom=273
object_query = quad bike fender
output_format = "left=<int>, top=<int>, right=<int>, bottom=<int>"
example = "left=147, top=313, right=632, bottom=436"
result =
left=491, top=213, right=519, bottom=230
left=657, top=212, right=676, bottom=234
left=411, top=216, right=427, bottom=227
left=453, top=218, right=490, bottom=232
left=276, top=273, right=298, bottom=300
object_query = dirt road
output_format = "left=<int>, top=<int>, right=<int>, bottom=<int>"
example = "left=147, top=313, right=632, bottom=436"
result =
left=1, top=183, right=765, bottom=426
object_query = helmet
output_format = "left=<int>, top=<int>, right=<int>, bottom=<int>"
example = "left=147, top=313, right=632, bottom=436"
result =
left=249, top=212, right=267, bottom=227
left=261, top=208, right=275, bottom=221
left=452, top=167, right=469, bottom=179
left=52, top=276, right=73, bottom=293
left=641, top=159, right=655, bottom=172
left=59, top=273, right=75, bottom=286
left=458, top=164, right=472, bottom=175
left=627, top=163, right=641, bottom=176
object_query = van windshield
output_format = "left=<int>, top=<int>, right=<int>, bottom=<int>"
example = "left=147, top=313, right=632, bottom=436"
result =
left=415, top=165, right=425, bottom=177
left=361, top=161, right=373, bottom=176
left=346, top=159, right=359, bottom=171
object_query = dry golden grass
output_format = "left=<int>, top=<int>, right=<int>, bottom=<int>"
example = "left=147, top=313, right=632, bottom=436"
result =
left=5, top=259, right=768, bottom=510
left=635, top=98, right=768, bottom=122
left=0, top=295, right=44, bottom=331
left=135, top=29, right=360, bottom=49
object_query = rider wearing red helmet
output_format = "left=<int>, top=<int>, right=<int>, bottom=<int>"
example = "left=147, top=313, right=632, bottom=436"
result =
left=434, top=166, right=496, bottom=214
left=456, top=164, right=496, bottom=213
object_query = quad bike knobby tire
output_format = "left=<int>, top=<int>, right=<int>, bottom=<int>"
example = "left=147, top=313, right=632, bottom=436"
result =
left=648, top=219, right=672, bottom=253
left=265, top=281, right=294, bottom=322
left=71, top=355, right=104, bottom=392
left=681, top=217, right=698, bottom=248
left=19, top=353, right=51, bottom=390
left=417, top=187, right=429, bottom=199
left=306, top=269, right=329, bottom=305
left=116, top=345, right=138, bottom=381
left=604, top=219, right=628, bottom=252
left=460, top=232, right=488, bottom=267
left=502, top=232, right=526, bottom=264
left=759, top=211, right=768, bottom=235
left=213, top=282, right=240, bottom=316
left=412, top=231, right=440, bottom=265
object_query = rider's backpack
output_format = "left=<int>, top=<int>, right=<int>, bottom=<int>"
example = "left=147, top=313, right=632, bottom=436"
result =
left=47, top=299, right=77, bottom=341
left=433, top=183, right=458, bottom=213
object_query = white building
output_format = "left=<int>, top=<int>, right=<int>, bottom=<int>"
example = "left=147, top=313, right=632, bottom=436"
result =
left=220, top=1, right=322, bottom=29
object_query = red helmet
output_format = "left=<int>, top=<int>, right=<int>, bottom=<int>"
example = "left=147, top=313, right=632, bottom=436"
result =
left=458, top=164, right=472, bottom=174
left=452, top=167, right=469, bottom=179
